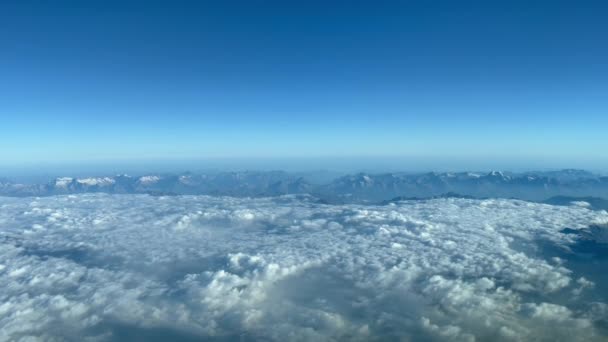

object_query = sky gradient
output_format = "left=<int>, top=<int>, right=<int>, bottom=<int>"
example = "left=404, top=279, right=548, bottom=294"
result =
left=1, top=1, right=607, bottom=170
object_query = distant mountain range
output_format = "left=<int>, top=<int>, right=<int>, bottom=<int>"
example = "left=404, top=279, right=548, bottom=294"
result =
left=1, top=169, right=607, bottom=205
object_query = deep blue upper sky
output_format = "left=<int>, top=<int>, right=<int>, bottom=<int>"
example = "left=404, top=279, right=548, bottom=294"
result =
left=1, top=1, right=607, bottom=170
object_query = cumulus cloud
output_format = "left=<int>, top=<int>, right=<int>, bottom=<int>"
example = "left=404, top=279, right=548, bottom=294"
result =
left=0, top=194, right=607, bottom=341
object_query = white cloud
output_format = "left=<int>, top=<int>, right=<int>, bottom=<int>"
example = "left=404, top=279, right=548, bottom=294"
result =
left=0, top=194, right=606, bottom=341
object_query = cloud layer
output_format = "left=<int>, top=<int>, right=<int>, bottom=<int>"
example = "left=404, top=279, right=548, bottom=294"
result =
left=1, top=194, right=607, bottom=341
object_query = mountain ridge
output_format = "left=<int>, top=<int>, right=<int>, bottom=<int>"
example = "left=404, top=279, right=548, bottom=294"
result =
left=1, top=169, right=607, bottom=204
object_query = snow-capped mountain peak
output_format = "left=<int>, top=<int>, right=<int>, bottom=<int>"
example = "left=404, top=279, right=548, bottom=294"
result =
left=54, top=177, right=74, bottom=188
left=138, top=175, right=161, bottom=185
left=76, top=177, right=116, bottom=187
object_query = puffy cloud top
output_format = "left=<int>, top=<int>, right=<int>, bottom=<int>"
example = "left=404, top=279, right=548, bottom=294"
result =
left=0, top=194, right=607, bottom=341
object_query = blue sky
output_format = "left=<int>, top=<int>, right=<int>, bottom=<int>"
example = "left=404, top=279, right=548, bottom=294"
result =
left=1, top=1, right=607, bottom=170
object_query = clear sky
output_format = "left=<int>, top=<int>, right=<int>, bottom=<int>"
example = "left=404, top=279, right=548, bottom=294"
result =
left=1, top=1, right=607, bottom=170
